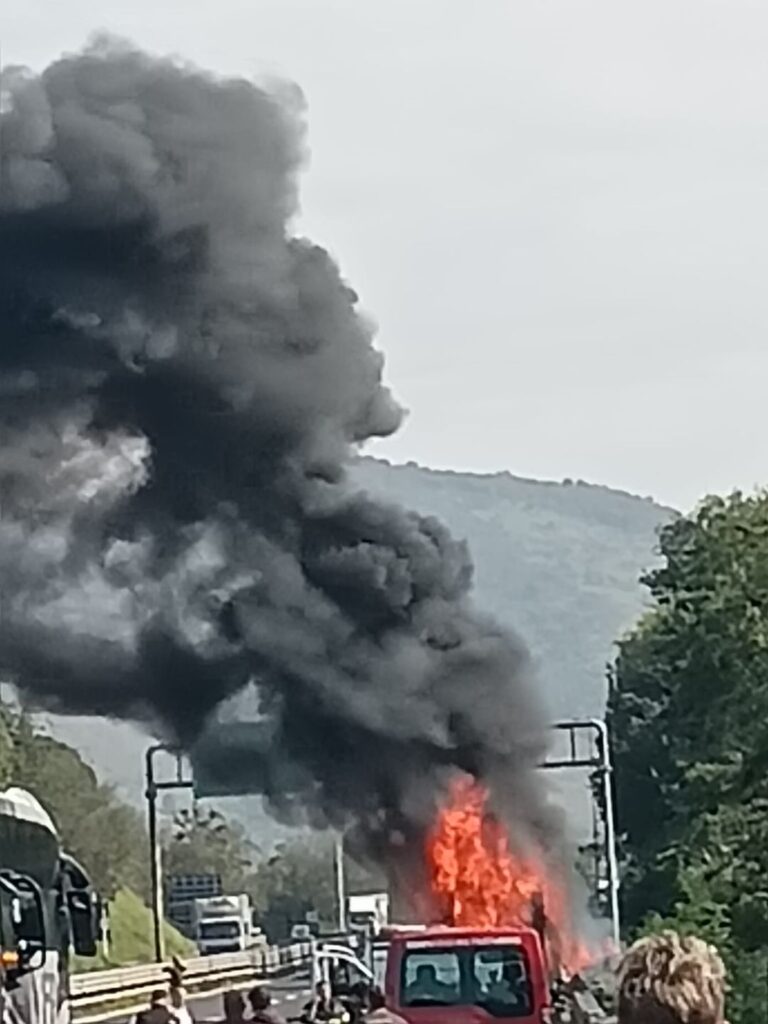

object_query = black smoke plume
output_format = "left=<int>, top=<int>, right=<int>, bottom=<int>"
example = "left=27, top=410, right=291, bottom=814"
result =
left=0, top=38, right=557, bottom=879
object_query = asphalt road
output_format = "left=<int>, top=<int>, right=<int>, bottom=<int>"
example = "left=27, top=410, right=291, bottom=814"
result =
left=107, top=967, right=312, bottom=1023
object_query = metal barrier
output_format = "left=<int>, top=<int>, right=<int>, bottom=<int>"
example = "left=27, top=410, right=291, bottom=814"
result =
left=70, top=941, right=312, bottom=1019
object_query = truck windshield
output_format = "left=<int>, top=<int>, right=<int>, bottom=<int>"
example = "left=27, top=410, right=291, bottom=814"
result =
left=199, top=921, right=241, bottom=940
left=400, top=945, right=533, bottom=1018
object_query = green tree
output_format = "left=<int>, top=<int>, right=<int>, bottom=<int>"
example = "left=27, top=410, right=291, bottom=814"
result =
left=162, top=805, right=255, bottom=891
left=248, top=838, right=338, bottom=939
left=0, top=706, right=17, bottom=786
left=608, top=492, right=768, bottom=1024
left=247, top=836, right=386, bottom=941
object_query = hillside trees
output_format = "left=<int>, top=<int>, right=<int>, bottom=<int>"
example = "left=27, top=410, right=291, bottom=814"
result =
left=248, top=838, right=337, bottom=937
left=246, top=836, right=385, bottom=939
left=608, top=493, right=768, bottom=1024
left=163, top=805, right=256, bottom=891
left=0, top=705, right=149, bottom=899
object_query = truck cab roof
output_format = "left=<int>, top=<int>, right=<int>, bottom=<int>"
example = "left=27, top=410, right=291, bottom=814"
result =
left=388, top=926, right=538, bottom=940
left=384, top=925, right=541, bottom=949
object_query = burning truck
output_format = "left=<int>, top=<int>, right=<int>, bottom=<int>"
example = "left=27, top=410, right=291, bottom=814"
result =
left=424, top=777, right=592, bottom=978
left=315, top=775, right=612, bottom=1024
left=374, top=777, right=604, bottom=1024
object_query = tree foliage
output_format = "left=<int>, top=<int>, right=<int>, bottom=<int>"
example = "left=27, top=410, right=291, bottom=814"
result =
left=248, top=838, right=337, bottom=939
left=608, top=493, right=768, bottom=1024
left=162, top=805, right=256, bottom=891
left=0, top=706, right=149, bottom=900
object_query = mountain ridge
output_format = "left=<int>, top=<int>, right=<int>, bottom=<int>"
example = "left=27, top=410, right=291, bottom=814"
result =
left=371, top=457, right=668, bottom=507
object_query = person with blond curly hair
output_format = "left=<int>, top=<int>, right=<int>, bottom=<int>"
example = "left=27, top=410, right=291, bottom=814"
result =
left=617, top=931, right=727, bottom=1024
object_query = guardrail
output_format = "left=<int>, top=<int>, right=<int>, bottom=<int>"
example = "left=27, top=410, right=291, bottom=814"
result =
left=70, top=941, right=313, bottom=1021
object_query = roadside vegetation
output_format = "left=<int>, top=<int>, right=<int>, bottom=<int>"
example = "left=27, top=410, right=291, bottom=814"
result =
left=609, top=492, right=768, bottom=1024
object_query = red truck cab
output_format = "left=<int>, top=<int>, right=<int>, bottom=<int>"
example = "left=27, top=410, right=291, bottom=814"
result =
left=384, top=926, right=551, bottom=1024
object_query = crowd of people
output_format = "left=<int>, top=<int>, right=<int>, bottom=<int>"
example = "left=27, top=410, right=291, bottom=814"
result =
left=134, top=929, right=729, bottom=1024
left=220, top=980, right=408, bottom=1024
left=135, top=978, right=407, bottom=1024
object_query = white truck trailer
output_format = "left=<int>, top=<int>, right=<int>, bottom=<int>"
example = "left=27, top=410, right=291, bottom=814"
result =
left=194, top=894, right=259, bottom=955
left=345, top=892, right=389, bottom=937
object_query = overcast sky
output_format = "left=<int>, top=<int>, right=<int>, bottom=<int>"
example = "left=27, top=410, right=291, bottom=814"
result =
left=6, top=0, right=768, bottom=510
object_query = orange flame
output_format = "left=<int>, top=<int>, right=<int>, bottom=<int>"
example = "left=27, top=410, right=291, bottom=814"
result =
left=425, top=776, right=595, bottom=977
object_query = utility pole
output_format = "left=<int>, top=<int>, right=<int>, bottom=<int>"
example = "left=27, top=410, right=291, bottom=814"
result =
left=334, top=837, right=346, bottom=932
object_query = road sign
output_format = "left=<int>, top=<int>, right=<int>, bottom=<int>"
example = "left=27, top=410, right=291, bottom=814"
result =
left=165, top=874, right=223, bottom=938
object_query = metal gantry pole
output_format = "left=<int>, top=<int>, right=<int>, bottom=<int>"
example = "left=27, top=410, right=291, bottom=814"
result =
left=335, top=837, right=346, bottom=932
left=145, top=745, right=195, bottom=964
left=591, top=719, right=621, bottom=950
left=540, top=719, right=621, bottom=947
left=145, top=745, right=165, bottom=964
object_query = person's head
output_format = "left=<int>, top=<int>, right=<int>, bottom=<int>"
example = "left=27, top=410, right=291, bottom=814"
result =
left=223, top=989, right=245, bottom=1022
left=416, top=964, right=438, bottom=985
left=248, top=986, right=271, bottom=1012
left=149, top=989, right=168, bottom=1008
left=503, top=960, right=523, bottom=984
left=351, top=981, right=368, bottom=1001
left=617, top=932, right=727, bottom=1024
left=368, top=988, right=387, bottom=1011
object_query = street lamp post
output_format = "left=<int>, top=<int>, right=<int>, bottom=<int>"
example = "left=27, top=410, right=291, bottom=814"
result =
left=334, top=837, right=346, bottom=932
left=145, top=745, right=194, bottom=963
